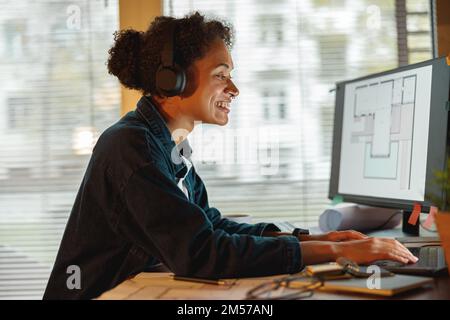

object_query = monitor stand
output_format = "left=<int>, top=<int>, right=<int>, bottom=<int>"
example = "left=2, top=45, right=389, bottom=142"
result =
left=402, top=210, right=420, bottom=236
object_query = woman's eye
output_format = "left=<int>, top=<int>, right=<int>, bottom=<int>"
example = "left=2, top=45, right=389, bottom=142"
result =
left=216, top=74, right=228, bottom=81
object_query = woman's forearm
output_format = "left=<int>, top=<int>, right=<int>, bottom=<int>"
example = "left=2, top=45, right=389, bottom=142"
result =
left=262, top=231, right=338, bottom=264
left=299, top=241, right=337, bottom=265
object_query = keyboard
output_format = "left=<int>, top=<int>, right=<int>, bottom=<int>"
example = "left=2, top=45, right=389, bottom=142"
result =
left=374, top=246, right=447, bottom=276
left=411, top=247, right=443, bottom=268
left=274, top=221, right=297, bottom=233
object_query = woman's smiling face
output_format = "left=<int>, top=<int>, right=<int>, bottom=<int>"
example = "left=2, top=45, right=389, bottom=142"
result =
left=181, top=39, right=239, bottom=126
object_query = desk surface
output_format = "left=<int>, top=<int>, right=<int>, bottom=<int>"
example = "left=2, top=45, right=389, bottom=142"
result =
left=99, top=225, right=449, bottom=300
left=97, top=272, right=450, bottom=300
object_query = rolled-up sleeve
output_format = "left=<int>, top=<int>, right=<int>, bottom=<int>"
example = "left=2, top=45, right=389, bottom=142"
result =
left=117, top=163, right=304, bottom=278
left=203, top=207, right=281, bottom=236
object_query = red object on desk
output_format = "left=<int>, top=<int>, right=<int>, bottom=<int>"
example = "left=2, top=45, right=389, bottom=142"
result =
left=408, top=202, right=421, bottom=226
left=423, top=206, right=437, bottom=229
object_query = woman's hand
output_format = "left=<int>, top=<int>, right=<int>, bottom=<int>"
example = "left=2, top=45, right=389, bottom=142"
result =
left=299, top=230, right=368, bottom=242
left=332, top=237, right=418, bottom=265
left=300, top=237, right=418, bottom=266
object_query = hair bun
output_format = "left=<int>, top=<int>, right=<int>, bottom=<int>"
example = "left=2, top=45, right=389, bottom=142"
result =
left=107, top=29, right=143, bottom=90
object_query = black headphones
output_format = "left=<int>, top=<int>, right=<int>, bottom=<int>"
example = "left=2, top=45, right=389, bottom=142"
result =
left=155, top=20, right=187, bottom=97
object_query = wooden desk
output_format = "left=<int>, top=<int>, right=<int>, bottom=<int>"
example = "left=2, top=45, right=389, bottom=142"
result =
left=97, top=272, right=450, bottom=300
left=99, top=224, right=449, bottom=300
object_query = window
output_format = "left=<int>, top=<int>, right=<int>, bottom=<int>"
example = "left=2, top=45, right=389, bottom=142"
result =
left=8, top=97, right=34, bottom=130
left=257, top=15, right=284, bottom=44
left=318, top=34, right=347, bottom=81
left=262, top=89, right=287, bottom=121
left=3, top=19, right=28, bottom=59
left=164, top=0, right=433, bottom=227
left=0, top=1, right=119, bottom=299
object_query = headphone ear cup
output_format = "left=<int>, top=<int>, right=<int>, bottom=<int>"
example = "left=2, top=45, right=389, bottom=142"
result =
left=155, top=64, right=186, bottom=97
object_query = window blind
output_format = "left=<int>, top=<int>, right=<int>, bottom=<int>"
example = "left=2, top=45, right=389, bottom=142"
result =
left=163, top=0, right=432, bottom=226
left=0, top=0, right=119, bottom=299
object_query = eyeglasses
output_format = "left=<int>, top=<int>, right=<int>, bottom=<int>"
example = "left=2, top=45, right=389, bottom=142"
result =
left=336, top=257, right=395, bottom=278
left=246, top=258, right=394, bottom=300
left=246, top=272, right=323, bottom=300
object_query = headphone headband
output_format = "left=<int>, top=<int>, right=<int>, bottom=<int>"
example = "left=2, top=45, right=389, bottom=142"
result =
left=155, top=19, right=186, bottom=97
left=160, top=20, right=176, bottom=67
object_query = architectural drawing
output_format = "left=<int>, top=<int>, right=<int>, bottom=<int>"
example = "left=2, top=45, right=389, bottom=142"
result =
left=350, top=75, right=416, bottom=189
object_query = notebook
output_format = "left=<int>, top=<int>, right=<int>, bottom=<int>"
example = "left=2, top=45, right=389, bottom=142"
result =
left=313, top=274, right=433, bottom=296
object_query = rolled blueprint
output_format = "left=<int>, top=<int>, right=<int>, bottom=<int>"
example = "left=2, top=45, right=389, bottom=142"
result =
left=319, top=203, right=402, bottom=232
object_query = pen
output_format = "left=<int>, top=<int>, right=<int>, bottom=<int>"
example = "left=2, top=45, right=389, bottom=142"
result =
left=172, top=275, right=226, bottom=285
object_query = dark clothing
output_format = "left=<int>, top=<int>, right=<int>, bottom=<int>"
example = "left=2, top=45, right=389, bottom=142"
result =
left=43, top=96, right=303, bottom=300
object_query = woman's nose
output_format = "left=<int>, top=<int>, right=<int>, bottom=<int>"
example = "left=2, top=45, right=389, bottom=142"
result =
left=226, top=79, right=239, bottom=99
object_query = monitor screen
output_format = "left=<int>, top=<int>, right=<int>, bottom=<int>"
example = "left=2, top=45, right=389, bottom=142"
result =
left=329, top=57, right=450, bottom=212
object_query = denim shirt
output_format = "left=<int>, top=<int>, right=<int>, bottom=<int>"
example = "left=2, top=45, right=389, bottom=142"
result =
left=43, top=96, right=303, bottom=300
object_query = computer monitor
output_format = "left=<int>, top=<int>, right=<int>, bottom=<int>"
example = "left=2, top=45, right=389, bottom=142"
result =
left=329, top=57, right=450, bottom=234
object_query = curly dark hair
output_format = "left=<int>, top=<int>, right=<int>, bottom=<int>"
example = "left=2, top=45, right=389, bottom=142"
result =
left=107, top=11, right=234, bottom=97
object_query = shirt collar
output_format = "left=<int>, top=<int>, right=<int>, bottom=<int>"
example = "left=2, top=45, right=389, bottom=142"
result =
left=135, top=95, right=193, bottom=179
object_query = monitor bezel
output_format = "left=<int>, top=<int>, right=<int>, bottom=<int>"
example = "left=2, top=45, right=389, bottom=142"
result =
left=329, top=57, right=450, bottom=213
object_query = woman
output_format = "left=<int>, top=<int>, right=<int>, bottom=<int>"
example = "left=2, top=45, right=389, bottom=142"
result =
left=43, top=12, right=417, bottom=300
